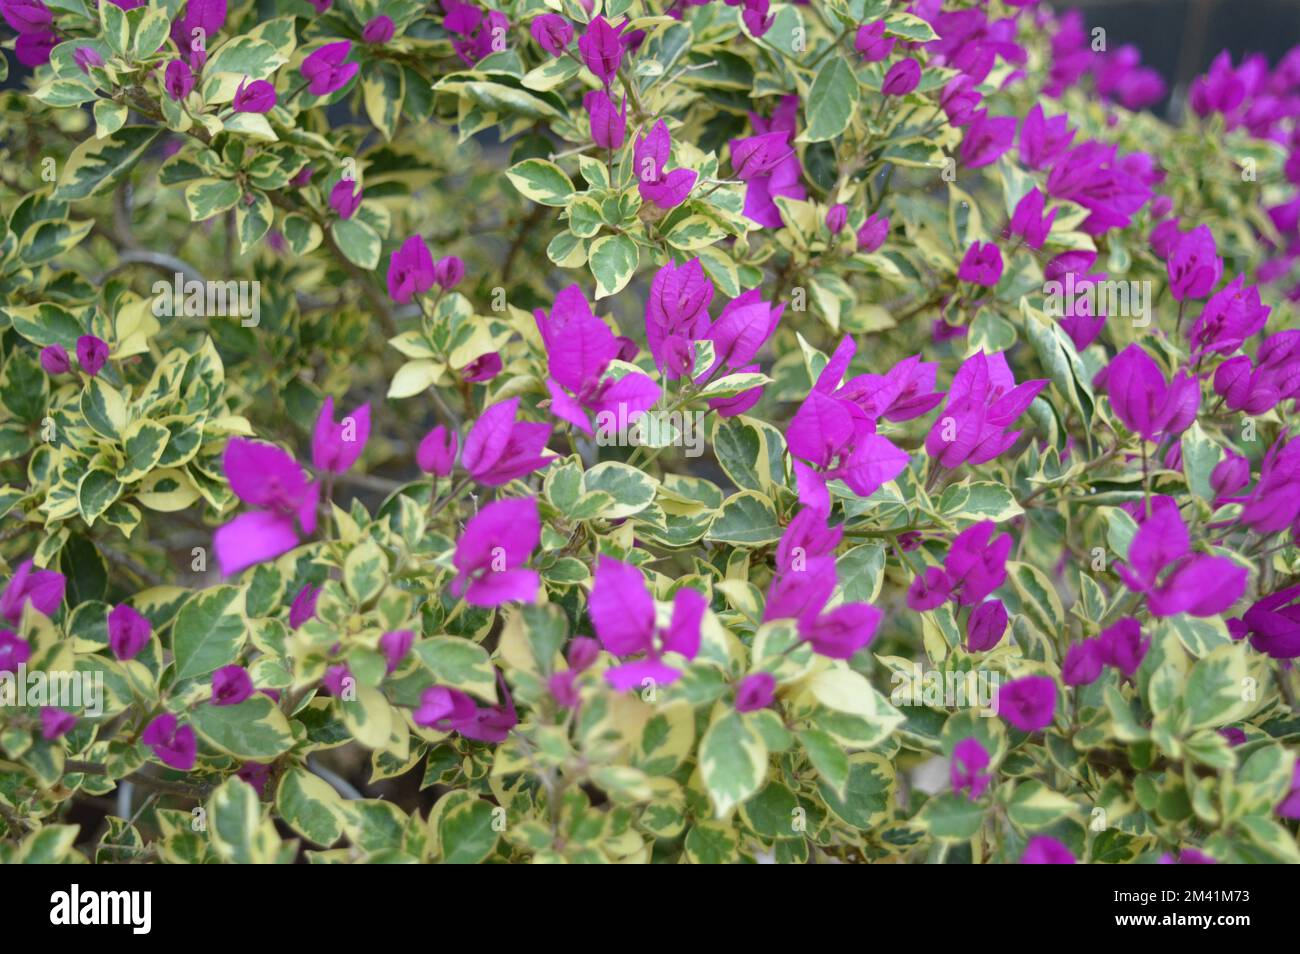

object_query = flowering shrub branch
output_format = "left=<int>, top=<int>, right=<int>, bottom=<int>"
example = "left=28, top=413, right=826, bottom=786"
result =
left=1, top=0, right=1299, bottom=864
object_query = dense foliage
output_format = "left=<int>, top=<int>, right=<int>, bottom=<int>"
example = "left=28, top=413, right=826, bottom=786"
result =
left=2, top=0, right=1300, bottom=864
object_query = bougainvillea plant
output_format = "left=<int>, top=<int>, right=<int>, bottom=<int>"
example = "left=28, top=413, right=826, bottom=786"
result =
left=1, top=0, right=1299, bottom=865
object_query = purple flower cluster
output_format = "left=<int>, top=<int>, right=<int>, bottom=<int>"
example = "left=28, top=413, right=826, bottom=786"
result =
left=763, top=509, right=883, bottom=660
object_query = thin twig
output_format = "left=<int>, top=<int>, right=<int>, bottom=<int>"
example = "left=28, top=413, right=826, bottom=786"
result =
left=65, top=760, right=212, bottom=800
left=307, top=756, right=363, bottom=800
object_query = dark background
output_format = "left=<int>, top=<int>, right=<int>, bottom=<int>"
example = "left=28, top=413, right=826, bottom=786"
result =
left=1073, top=0, right=1300, bottom=113
left=3, top=1, right=1300, bottom=98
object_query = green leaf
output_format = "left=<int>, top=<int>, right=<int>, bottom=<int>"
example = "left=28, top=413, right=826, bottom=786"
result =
left=208, top=776, right=281, bottom=863
left=387, top=359, right=441, bottom=399
left=414, top=637, right=497, bottom=702
left=247, top=15, right=298, bottom=59
left=1224, top=745, right=1295, bottom=820
left=19, top=219, right=94, bottom=266
left=696, top=246, right=740, bottom=297
left=547, top=230, right=587, bottom=267
left=807, top=668, right=904, bottom=748
left=203, top=37, right=287, bottom=82
left=235, top=190, right=274, bottom=253
left=59, top=535, right=107, bottom=604
left=588, top=233, right=639, bottom=299
left=758, top=4, right=806, bottom=55
left=99, top=0, right=129, bottom=56
left=698, top=372, right=769, bottom=400
left=54, top=127, right=160, bottom=202
left=93, top=100, right=127, bottom=139
left=800, top=57, right=859, bottom=143
left=883, top=11, right=938, bottom=42
left=1022, top=301, right=1095, bottom=439
left=438, top=795, right=499, bottom=864
left=683, top=820, right=739, bottom=863
left=1103, top=684, right=1150, bottom=741
left=343, top=539, right=388, bottom=606
left=1007, top=561, right=1065, bottom=635
left=331, top=218, right=381, bottom=269
left=77, top=467, right=122, bottom=525
left=567, top=195, right=603, bottom=238
left=1180, top=421, right=1221, bottom=502
left=100, top=501, right=143, bottom=540
left=707, top=491, right=781, bottom=546
left=582, top=461, right=658, bottom=518
left=1007, top=779, right=1079, bottom=830
left=276, top=766, right=347, bottom=847
left=663, top=214, right=727, bottom=251
left=282, top=213, right=323, bottom=255
left=505, top=158, right=574, bottom=207
left=120, top=419, right=171, bottom=483
left=184, top=178, right=242, bottom=222
left=634, top=703, right=695, bottom=775
left=969, top=310, right=1018, bottom=354
left=1236, top=815, right=1300, bottom=863
left=222, top=112, right=278, bottom=141
left=32, top=79, right=97, bottom=108
left=711, top=415, right=773, bottom=492
left=132, top=7, right=171, bottom=59
left=362, top=61, right=405, bottom=141
left=740, top=781, right=800, bottom=838
left=339, top=684, right=394, bottom=749
left=1106, top=506, right=1138, bottom=561
left=2, top=303, right=84, bottom=350
left=190, top=695, right=294, bottom=760
left=798, top=727, right=849, bottom=799
left=699, top=707, right=767, bottom=818
left=15, top=825, right=80, bottom=863
left=522, top=55, right=580, bottom=92
left=920, top=791, right=985, bottom=841
left=1185, top=642, right=1255, bottom=730
left=458, top=80, right=565, bottom=121
left=939, top=481, right=1024, bottom=527
left=80, top=377, right=128, bottom=440
left=1160, top=613, right=1231, bottom=658
left=172, top=585, right=247, bottom=681
left=340, top=799, right=408, bottom=854
left=816, top=753, right=894, bottom=830
left=835, top=543, right=886, bottom=603
left=0, top=426, right=32, bottom=463
left=0, top=350, right=48, bottom=423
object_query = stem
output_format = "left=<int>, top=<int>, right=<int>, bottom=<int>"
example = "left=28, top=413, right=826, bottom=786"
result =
left=869, top=164, right=895, bottom=214
left=617, top=66, right=648, bottom=124
left=284, top=78, right=309, bottom=104
left=891, top=539, right=927, bottom=580
left=429, top=475, right=473, bottom=521
left=807, top=29, right=849, bottom=69
left=0, top=800, right=30, bottom=835
left=502, top=204, right=547, bottom=285
left=924, top=463, right=945, bottom=494
left=1277, top=663, right=1299, bottom=714
left=842, top=525, right=919, bottom=539
left=1254, top=540, right=1296, bottom=560
left=549, top=141, right=598, bottom=160
left=64, top=761, right=212, bottom=800
left=698, top=174, right=751, bottom=200
left=897, top=284, right=952, bottom=324
left=1140, top=441, right=1151, bottom=518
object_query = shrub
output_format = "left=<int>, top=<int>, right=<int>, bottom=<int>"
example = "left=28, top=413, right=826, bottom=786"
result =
left=1, top=0, right=1298, bottom=864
